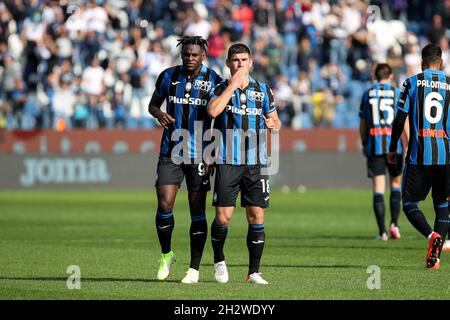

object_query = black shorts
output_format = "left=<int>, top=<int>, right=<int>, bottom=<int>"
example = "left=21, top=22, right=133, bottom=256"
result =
left=367, top=154, right=403, bottom=178
left=402, top=164, right=450, bottom=202
left=212, top=165, right=269, bottom=208
left=155, top=157, right=211, bottom=192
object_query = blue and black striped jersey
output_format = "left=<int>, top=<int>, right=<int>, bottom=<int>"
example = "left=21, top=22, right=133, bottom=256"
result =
left=396, top=69, right=450, bottom=165
left=209, top=76, right=276, bottom=165
left=154, top=64, right=223, bottom=161
left=359, top=83, right=402, bottom=156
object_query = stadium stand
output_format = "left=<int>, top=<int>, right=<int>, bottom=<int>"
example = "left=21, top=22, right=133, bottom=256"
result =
left=0, top=0, right=449, bottom=130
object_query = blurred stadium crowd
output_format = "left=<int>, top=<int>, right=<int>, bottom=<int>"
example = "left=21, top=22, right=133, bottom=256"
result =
left=0, top=0, right=450, bottom=130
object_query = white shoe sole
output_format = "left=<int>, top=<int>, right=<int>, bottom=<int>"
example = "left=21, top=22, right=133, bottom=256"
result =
left=215, top=276, right=228, bottom=284
left=181, top=278, right=199, bottom=284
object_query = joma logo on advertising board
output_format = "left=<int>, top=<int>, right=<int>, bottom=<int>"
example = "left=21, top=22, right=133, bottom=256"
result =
left=20, top=158, right=111, bottom=187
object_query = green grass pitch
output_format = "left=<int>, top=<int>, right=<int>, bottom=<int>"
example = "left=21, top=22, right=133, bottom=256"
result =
left=0, top=189, right=449, bottom=300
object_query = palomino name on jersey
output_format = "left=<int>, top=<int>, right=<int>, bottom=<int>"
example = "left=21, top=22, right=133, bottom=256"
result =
left=417, top=79, right=450, bottom=91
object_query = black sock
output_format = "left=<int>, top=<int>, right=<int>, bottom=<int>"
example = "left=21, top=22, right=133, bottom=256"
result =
left=390, top=188, right=401, bottom=226
left=189, top=214, right=207, bottom=270
left=403, top=202, right=433, bottom=238
left=155, top=209, right=174, bottom=254
left=373, top=193, right=386, bottom=235
left=211, top=219, right=228, bottom=263
left=433, top=200, right=450, bottom=238
left=247, top=224, right=265, bottom=275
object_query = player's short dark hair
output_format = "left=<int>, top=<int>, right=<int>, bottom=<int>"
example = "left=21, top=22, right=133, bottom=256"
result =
left=176, top=36, right=208, bottom=52
left=422, top=44, right=442, bottom=67
left=227, top=43, right=251, bottom=61
left=374, top=63, right=392, bottom=81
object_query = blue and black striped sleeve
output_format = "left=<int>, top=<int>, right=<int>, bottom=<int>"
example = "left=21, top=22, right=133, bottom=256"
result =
left=154, top=69, right=169, bottom=98
left=393, top=87, right=402, bottom=116
left=263, top=83, right=276, bottom=115
left=212, top=70, right=224, bottom=86
left=396, top=78, right=411, bottom=113
left=209, top=82, right=226, bottom=101
left=389, top=111, right=408, bottom=152
left=389, top=79, right=412, bottom=152
left=358, top=90, right=368, bottom=119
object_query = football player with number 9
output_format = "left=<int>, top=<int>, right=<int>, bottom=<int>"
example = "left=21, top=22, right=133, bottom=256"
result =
left=148, top=36, right=223, bottom=283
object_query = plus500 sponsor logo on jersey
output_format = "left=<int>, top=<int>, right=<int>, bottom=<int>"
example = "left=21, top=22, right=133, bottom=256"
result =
left=20, top=158, right=111, bottom=187
left=226, top=105, right=262, bottom=115
left=169, top=96, right=208, bottom=106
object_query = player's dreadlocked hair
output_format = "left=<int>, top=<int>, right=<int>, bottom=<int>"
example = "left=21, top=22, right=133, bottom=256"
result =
left=176, top=36, right=208, bottom=52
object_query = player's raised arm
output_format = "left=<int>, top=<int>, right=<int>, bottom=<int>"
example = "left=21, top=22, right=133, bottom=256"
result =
left=207, top=67, right=247, bottom=118
left=207, top=85, right=234, bottom=118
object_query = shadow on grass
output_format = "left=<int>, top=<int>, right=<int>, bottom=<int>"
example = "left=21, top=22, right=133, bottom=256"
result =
left=0, top=276, right=177, bottom=283
left=272, top=235, right=371, bottom=241
left=271, top=235, right=422, bottom=241
left=201, top=263, right=419, bottom=271
left=269, top=235, right=423, bottom=251
left=0, top=276, right=226, bottom=284
left=271, top=244, right=421, bottom=251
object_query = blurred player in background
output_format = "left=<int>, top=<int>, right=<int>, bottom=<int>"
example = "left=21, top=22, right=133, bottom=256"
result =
left=207, top=43, right=281, bottom=285
left=359, top=63, right=408, bottom=240
left=148, top=36, right=223, bottom=283
left=388, top=44, right=450, bottom=269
